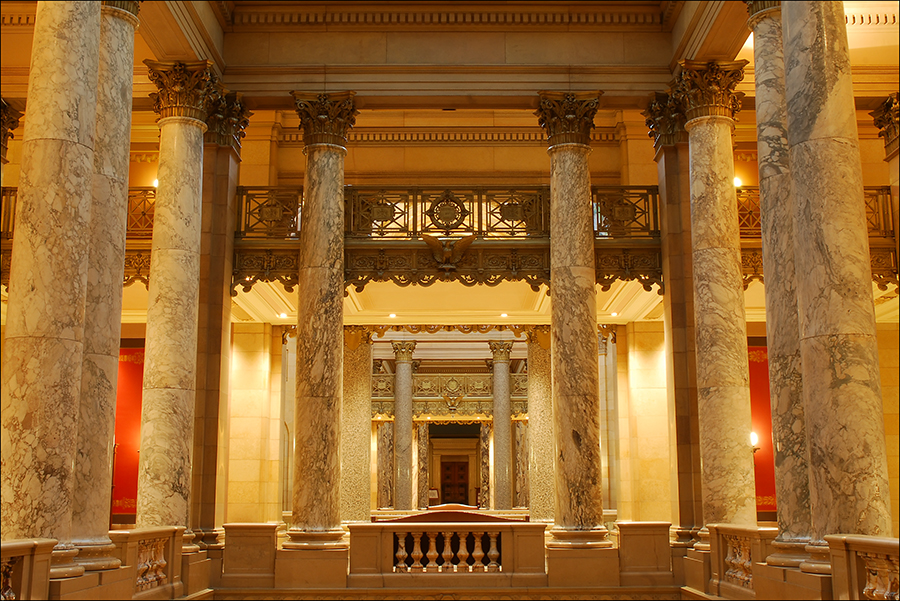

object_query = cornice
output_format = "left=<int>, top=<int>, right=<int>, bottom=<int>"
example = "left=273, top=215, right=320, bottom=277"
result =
left=277, top=127, right=618, bottom=147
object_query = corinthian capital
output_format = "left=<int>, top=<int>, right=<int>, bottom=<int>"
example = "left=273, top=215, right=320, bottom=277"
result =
left=290, top=91, right=358, bottom=149
left=101, top=1, right=141, bottom=17
left=205, top=86, right=252, bottom=152
left=535, top=91, right=602, bottom=147
left=392, top=341, right=417, bottom=362
left=1, top=98, right=23, bottom=163
left=870, top=93, right=899, bottom=159
left=642, top=91, right=687, bottom=148
left=144, top=60, right=216, bottom=122
left=673, top=60, right=747, bottom=121
left=489, top=341, right=514, bottom=362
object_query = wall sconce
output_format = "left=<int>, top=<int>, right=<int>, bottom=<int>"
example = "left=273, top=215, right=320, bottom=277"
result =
left=750, top=431, right=760, bottom=454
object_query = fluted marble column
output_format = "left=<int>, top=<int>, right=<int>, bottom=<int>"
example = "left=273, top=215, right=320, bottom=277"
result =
left=0, top=0, right=100, bottom=578
left=286, top=92, right=357, bottom=548
left=747, top=0, right=811, bottom=567
left=871, top=93, right=899, bottom=272
left=536, top=92, right=609, bottom=546
left=644, top=92, right=702, bottom=546
left=526, top=326, right=553, bottom=522
left=1, top=98, right=22, bottom=184
left=782, top=1, right=893, bottom=568
left=71, top=0, right=140, bottom=571
left=673, top=60, right=756, bottom=532
left=392, top=341, right=416, bottom=511
left=137, top=61, right=214, bottom=543
left=490, top=341, right=514, bottom=510
left=341, top=326, right=373, bottom=522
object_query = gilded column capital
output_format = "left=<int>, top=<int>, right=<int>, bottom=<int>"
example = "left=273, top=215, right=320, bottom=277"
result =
left=745, top=0, right=781, bottom=27
left=870, top=93, right=899, bottom=160
left=535, top=91, right=602, bottom=148
left=205, top=87, right=252, bottom=152
left=144, top=59, right=216, bottom=123
left=643, top=91, right=687, bottom=148
left=290, top=91, right=358, bottom=149
left=673, top=60, right=747, bottom=122
left=489, top=341, right=514, bottom=362
left=1, top=98, right=23, bottom=164
left=392, top=340, right=417, bottom=362
left=525, top=325, right=551, bottom=350
left=101, top=1, right=141, bottom=17
left=343, top=325, right=373, bottom=350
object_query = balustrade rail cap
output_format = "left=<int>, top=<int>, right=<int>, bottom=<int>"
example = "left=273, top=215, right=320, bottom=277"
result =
left=381, top=510, right=526, bottom=524
left=0, top=538, right=57, bottom=557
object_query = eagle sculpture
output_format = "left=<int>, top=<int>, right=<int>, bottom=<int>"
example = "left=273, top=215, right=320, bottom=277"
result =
left=421, top=234, right=476, bottom=270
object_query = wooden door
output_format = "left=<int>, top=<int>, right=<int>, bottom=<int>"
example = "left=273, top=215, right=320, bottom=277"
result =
left=440, top=460, right=468, bottom=504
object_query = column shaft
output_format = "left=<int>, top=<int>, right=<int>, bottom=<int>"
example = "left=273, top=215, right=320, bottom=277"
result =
left=537, top=91, right=608, bottom=543
left=480, top=422, right=492, bottom=508
left=526, top=327, right=553, bottom=522
left=72, top=1, right=140, bottom=570
left=376, top=421, right=394, bottom=509
left=1, top=0, right=100, bottom=577
left=490, top=341, right=514, bottom=510
left=392, top=341, right=416, bottom=511
left=675, top=61, right=756, bottom=529
left=747, top=1, right=812, bottom=565
left=341, top=327, right=372, bottom=522
left=416, top=422, right=429, bottom=509
left=514, top=420, right=529, bottom=508
left=782, top=1, right=892, bottom=551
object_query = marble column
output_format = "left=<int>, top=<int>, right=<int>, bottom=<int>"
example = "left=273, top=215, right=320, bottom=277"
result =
left=391, top=340, right=416, bottom=511
left=644, top=92, right=702, bottom=546
left=536, top=91, right=609, bottom=546
left=782, top=0, right=893, bottom=568
left=870, top=93, right=899, bottom=272
left=71, top=0, right=140, bottom=571
left=747, top=0, right=812, bottom=566
left=480, top=422, right=492, bottom=508
left=514, top=420, right=529, bottom=508
left=1, top=98, right=22, bottom=184
left=376, top=421, right=394, bottom=509
left=286, top=92, right=357, bottom=548
left=341, top=326, right=373, bottom=522
left=673, top=60, right=757, bottom=534
left=489, top=341, right=514, bottom=510
left=526, top=326, right=554, bottom=522
left=193, top=90, right=251, bottom=548
left=416, top=422, right=429, bottom=509
left=137, top=61, right=214, bottom=543
left=0, top=0, right=100, bottom=578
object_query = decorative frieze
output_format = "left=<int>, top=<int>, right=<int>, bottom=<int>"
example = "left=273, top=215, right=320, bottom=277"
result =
left=535, top=91, right=602, bottom=147
left=643, top=91, right=687, bottom=148
left=0, top=97, right=22, bottom=163
left=870, top=92, right=899, bottom=159
left=290, top=91, right=358, bottom=148
left=673, top=60, right=748, bottom=121
left=595, top=247, right=664, bottom=293
left=205, top=90, right=252, bottom=152
left=144, top=60, right=216, bottom=122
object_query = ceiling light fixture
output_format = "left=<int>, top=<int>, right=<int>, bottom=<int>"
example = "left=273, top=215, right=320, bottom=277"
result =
left=611, top=312, right=618, bottom=317
left=500, top=313, right=508, bottom=317
left=733, top=177, right=743, bottom=188
left=279, top=313, right=287, bottom=319
left=152, top=179, right=159, bottom=188
left=389, top=313, right=397, bottom=318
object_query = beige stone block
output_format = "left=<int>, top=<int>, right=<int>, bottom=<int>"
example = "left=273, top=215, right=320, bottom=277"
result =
left=222, top=523, right=277, bottom=588
left=274, top=548, right=348, bottom=588
left=229, top=459, right=263, bottom=483
left=227, top=503, right=262, bottom=524
left=230, top=417, right=265, bottom=440
left=547, top=546, right=620, bottom=587
left=386, top=32, right=504, bottom=64
left=229, top=435, right=263, bottom=461
left=272, top=33, right=387, bottom=65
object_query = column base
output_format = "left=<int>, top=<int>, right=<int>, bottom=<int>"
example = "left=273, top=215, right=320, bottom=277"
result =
left=766, top=539, right=810, bottom=567
left=194, top=527, right=225, bottom=550
left=49, top=545, right=85, bottom=579
left=182, top=529, right=201, bottom=554
left=546, top=526, right=613, bottom=549
left=72, top=541, right=121, bottom=571
left=283, top=528, right=349, bottom=550
left=547, top=545, right=620, bottom=587
left=799, top=542, right=832, bottom=574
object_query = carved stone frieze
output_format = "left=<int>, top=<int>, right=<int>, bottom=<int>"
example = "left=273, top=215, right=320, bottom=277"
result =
left=369, top=324, right=530, bottom=338
left=643, top=91, right=687, bottom=148
left=290, top=91, right=358, bottom=148
left=870, top=92, right=899, bottom=159
left=144, top=60, right=216, bottom=122
left=859, top=550, right=900, bottom=600
left=673, top=60, right=747, bottom=121
left=123, top=248, right=152, bottom=288
left=392, top=340, right=417, bottom=361
left=488, top=341, right=514, bottom=362
left=741, top=248, right=765, bottom=289
left=535, top=91, right=602, bottom=147
left=372, top=376, right=394, bottom=400
left=1, top=97, right=22, bottom=164
left=205, top=90, right=252, bottom=152
left=231, top=248, right=299, bottom=295
left=870, top=247, right=900, bottom=291
left=595, top=247, right=664, bottom=293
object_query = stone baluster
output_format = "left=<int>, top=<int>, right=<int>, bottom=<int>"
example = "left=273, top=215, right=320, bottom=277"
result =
left=70, top=0, right=140, bottom=572
left=782, top=0, right=893, bottom=571
left=870, top=93, right=899, bottom=274
left=425, top=532, right=439, bottom=571
left=392, top=340, right=417, bottom=511
left=526, top=326, right=554, bottom=523
left=472, top=532, right=485, bottom=571
left=457, top=532, right=470, bottom=571
left=137, top=61, right=215, bottom=553
left=489, top=341, right=514, bottom=510
left=395, top=533, right=409, bottom=572
left=342, top=326, right=373, bottom=522
left=746, top=0, right=812, bottom=567
left=486, top=532, right=500, bottom=572
left=672, top=60, right=757, bottom=538
left=285, top=91, right=358, bottom=549
left=536, top=91, right=610, bottom=547
left=1, top=0, right=101, bottom=579
left=0, top=98, right=22, bottom=184
left=441, top=531, right=454, bottom=571
left=410, top=533, right=424, bottom=571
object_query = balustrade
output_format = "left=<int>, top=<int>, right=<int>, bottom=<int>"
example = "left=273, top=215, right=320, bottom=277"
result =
left=0, top=539, right=55, bottom=601
left=827, top=534, right=899, bottom=601
left=109, top=526, right=184, bottom=600
left=708, top=524, right=778, bottom=599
